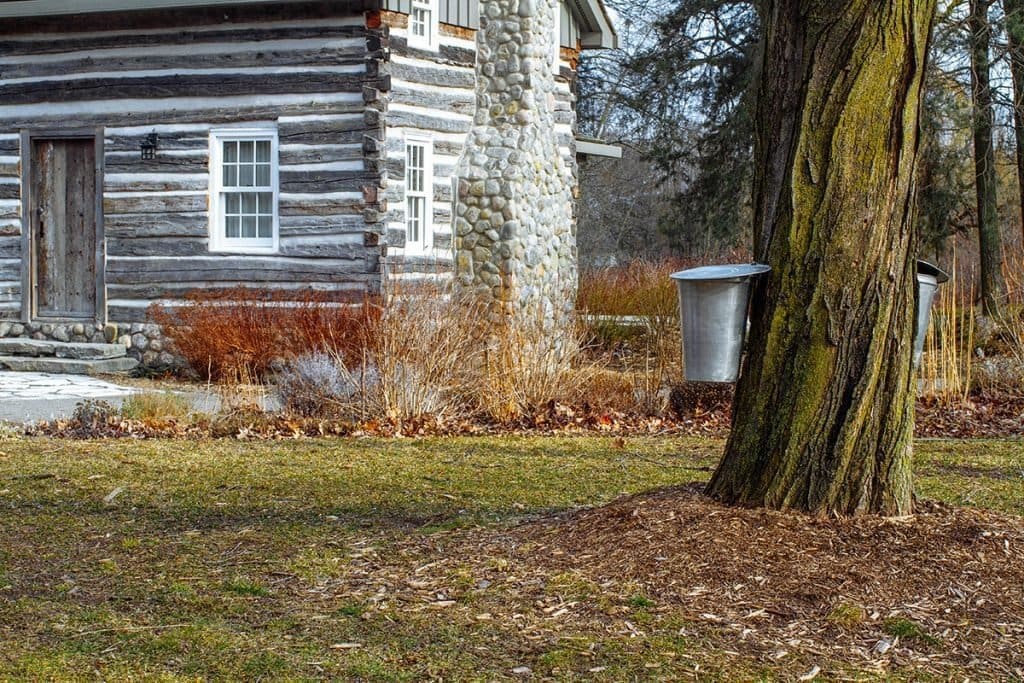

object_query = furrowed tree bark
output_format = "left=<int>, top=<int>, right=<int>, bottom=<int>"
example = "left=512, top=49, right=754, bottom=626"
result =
left=1005, top=0, right=1024, bottom=247
left=706, top=0, right=937, bottom=516
left=968, top=0, right=1006, bottom=315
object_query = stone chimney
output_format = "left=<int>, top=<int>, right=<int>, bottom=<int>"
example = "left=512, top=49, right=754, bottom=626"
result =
left=453, top=0, right=576, bottom=326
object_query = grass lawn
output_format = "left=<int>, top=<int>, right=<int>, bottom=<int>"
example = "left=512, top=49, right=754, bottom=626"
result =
left=0, top=436, right=1020, bottom=680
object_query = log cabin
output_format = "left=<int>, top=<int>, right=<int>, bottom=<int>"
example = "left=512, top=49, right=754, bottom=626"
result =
left=0, top=0, right=617, bottom=371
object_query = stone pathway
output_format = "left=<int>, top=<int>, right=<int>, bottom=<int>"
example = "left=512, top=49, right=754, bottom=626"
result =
left=0, top=372, right=135, bottom=423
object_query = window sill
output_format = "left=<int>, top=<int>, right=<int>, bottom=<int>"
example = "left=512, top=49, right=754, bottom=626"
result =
left=208, top=245, right=279, bottom=256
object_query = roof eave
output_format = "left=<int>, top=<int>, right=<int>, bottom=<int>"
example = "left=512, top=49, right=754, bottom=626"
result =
left=574, top=0, right=618, bottom=50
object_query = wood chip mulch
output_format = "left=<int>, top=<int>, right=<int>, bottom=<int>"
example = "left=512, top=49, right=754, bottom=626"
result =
left=362, top=486, right=1024, bottom=678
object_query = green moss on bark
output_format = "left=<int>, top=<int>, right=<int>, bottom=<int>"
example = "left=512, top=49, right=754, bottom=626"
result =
left=707, top=1, right=938, bottom=516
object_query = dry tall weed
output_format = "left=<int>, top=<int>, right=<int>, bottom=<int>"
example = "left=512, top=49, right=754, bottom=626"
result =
left=919, top=253, right=975, bottom=405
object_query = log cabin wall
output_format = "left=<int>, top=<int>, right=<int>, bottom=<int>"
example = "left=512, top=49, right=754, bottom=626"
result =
left=0, top=0, right=386, bottom=324
left=378, top=2, right=580, bottom=283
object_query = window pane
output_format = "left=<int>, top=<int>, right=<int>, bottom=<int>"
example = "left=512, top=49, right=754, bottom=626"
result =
left=225, top=215, right=240, bottom=238
left=223, top=164, right=237, bottom=187
left=241, top=193, right=257, bottom=214
left=258, top=192, right=274, bottom=215
left=256, top=164, right=270, bottom=186
left=407, top=197, right=421, bottom=243
left=239, top=141, right=254, bottom=163
left=258, top=215, right=273, bottom=239
left=223, top=141, right=238, bottom=163
left=255, top=140, right=271, bottom=163
left=225, top=192, right=241, bottom=214
left=239, top=164, right=254, bottom=187
left=241, top=215, right=257, bottom=239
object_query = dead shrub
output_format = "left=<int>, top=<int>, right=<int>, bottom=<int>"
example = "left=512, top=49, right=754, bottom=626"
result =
left=150, top=287, right=380, bottom=382
left=276, top=351, right=377, bottom=418
left=474, top=311, right=596, bottom=422
left=369, top=289, right=482, bottom=422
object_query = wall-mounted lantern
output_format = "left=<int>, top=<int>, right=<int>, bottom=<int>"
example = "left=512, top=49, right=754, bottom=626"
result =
left=670, top=264, right=771, bottom=383
left=914, top=260, right=950, bottom=368
left=140, top=132, right=159, bottom=160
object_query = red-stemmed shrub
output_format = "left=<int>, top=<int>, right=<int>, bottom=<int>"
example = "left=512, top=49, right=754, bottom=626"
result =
left=150, top=287, right=380, bottom=381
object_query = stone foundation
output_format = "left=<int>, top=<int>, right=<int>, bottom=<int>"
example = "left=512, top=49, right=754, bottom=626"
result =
left=0, top=320, right=179, bottom=369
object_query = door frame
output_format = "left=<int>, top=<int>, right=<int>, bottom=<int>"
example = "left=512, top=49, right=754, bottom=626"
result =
left=19, top=128, right=106, bottom=326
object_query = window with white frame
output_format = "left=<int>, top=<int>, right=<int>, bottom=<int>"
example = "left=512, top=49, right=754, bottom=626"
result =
left=404, top=136, right=433, bottom=253
left=552, top=1, right=562, bottom=67
left=409, top=0, right=439, bottom=51
left=209, top=128, right=279, bottom=253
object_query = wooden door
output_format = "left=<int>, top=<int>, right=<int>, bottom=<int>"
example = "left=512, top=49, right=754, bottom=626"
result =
left=31, top=138, right=98, bottom=319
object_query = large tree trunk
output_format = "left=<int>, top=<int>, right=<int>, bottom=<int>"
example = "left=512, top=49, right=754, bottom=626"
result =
left=1005, top=0, right=1024, bottom=248
left=706, top=1, right=936, bottom=516
left=969, top=0, right=1006, bottom=315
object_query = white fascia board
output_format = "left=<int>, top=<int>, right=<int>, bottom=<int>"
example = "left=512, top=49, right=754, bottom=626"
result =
left=569, top=0, right=618, bottom=50
left=0, top=0, right=321, bottom=18
left=576, top=139, right=622, bottom=159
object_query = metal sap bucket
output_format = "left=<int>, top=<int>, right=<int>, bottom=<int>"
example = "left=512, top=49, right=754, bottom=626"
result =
left=671, top=264, right=771, bottom=383
left=914, top=260, right=950, bottom=368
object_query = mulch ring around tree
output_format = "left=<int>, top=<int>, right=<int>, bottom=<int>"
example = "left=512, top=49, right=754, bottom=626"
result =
left=359, top=485, right=1024, bottom=678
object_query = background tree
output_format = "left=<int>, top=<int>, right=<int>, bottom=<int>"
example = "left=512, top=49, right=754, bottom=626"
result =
left=576, top=0, right=759, bottom=257
left=968, top=0, right=1008, bottom=314
left=706, top=0, right=937, bottom=515
left=1004, top=0, right=1024, bottom=245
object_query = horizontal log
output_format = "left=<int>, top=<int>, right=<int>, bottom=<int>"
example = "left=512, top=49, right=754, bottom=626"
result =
left=277, top=241, right=373, bottom=258
left=1, top=13, right=369, bottom=53
left=0, top=238, right=20, bottom=260
left=0, top=72, right=384, bottom=106
left=104, top=212, right=207, bottom=238
left=0, top=260, right=21, bottom=282
left=385, top=109, right=471, bottom=134
left=389, top=37, right=475, bottom=66
left=0, top=48, right=369, bottom=81
left=385, top=254, right=454, bottom=273
left=389, top=86, right=475, bottom=116
left=106, top=132, right=212, bottom=153
left=105, top=156, right=208, bottom=174
left=0, top=97, right=365, bottom=130
left=104, top=177, right=207, bottom=193
left=279, top=215, right=369, bottom=236
left=106, top=256, right=375, bottom=284
left=279, top=198, right=365, bottom=217
left=279, top=121, right=384, bottom=146
left=108, top=236, right=210, bottom=257
left=388, top=60, right=475, bottom=89
left=279, top=170, right=382, bottom=194
left=280, top=144, right=363, bottom=166
left=0, top=184, right=20, bottom=201
left=0, top=219, right=21, bottom=235
left=104, top=194, right=208, bottom=215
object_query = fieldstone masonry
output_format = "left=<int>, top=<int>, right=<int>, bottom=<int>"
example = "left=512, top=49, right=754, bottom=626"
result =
left=0, top=320, right=176, bottom=368
left=454, top=0, right=577, bottom=324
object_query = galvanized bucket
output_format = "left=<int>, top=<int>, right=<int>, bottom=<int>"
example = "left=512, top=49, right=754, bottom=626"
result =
left=670, top=264, right=771, bottom=383
left=915, top=260, right=950, bottom=368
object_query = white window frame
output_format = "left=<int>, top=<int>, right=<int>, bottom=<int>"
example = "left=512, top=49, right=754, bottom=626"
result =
left=552, top=1, right=562, bottom=67
left=408, top=0, right=439, bottom=51
left=208, top=127, right=280, bottom=254
left=404, top=134, right=434, bottom=255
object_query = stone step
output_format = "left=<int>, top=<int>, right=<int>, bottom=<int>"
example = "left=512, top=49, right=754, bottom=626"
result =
left=0, top=355, right=139, bottom=375
left=0, top=338, right=127, bottom=360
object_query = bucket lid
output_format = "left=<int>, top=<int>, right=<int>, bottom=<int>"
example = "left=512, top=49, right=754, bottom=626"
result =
left=917, top=260, right=950, bottom=284
left=670, top=264, right=771, bottom=282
